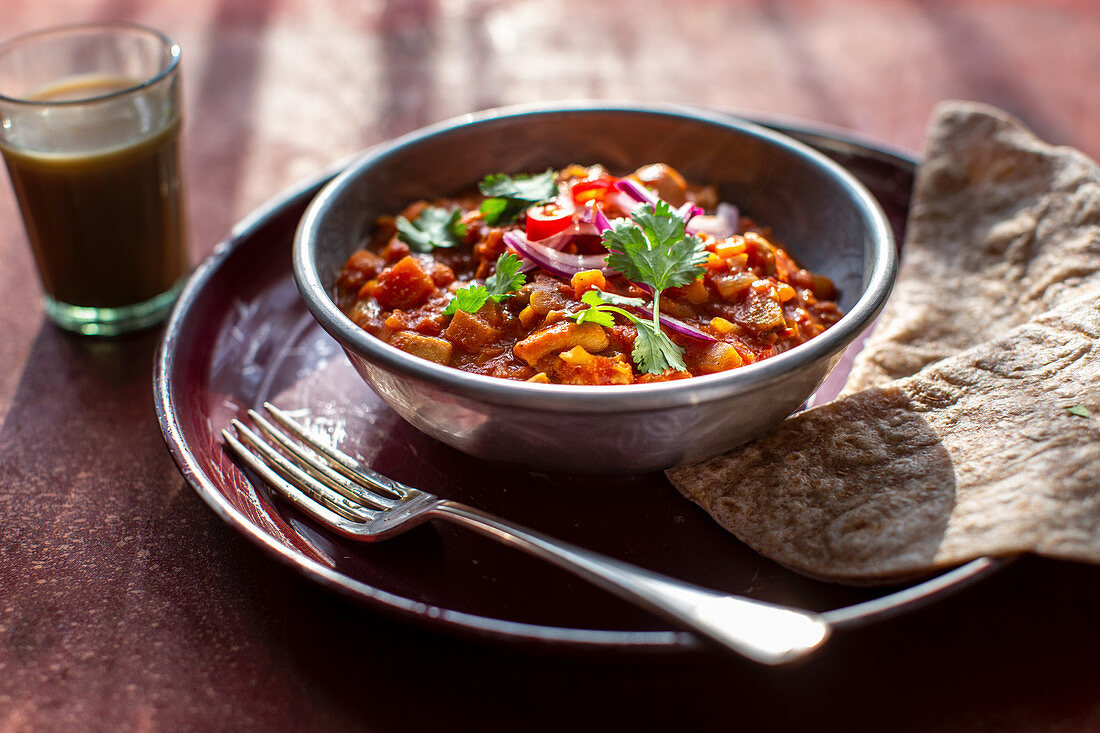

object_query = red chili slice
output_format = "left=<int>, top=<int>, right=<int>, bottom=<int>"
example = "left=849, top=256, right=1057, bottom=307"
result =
left=571, top=174, right=618, bottom=205
left=525, top=202, right=574, bottom=240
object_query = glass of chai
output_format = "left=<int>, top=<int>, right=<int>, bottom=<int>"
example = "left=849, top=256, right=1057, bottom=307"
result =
left=0, top=23, right=188, bottom=336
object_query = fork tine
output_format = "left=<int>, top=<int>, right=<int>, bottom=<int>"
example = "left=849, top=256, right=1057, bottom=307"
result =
left=224, top=420, right=377, bottom=523
left=262, top=402, right=413, bottom=501
left=246, top=409, right=398, bottom=511
left=222, top=428, right=361, bottom=529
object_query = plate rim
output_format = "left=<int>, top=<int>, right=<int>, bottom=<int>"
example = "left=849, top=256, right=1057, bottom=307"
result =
left=154, top=113, right=1010, bottom=652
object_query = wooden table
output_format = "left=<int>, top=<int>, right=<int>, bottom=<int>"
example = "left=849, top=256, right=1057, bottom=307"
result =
left=2, top=1, right=1099, bottom=729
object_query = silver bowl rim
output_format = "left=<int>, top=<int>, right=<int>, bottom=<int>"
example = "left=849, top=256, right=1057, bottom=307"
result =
left=293, top=100, right=897, bottom=413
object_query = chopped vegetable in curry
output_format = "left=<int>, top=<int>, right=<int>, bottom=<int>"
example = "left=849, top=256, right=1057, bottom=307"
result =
left=335, top=163, right=842, bottom=385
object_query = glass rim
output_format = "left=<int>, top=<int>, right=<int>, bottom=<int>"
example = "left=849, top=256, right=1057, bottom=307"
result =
left=0, top=21, right=180, bottom=107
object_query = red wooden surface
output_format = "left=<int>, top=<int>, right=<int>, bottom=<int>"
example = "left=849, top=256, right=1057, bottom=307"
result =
left=2, top=1, right=1099, bottom=730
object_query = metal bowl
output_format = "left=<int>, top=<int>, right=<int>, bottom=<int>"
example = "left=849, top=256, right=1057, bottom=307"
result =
left=293, top=102, right=896, bottom=474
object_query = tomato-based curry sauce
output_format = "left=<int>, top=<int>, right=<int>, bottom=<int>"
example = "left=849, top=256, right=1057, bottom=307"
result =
left=335, top=164, right=842, bottom=385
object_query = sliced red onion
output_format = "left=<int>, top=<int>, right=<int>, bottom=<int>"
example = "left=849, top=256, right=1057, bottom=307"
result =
left=677, top=201, right=704, bottom=224
left=718, top=201, right=740, bottom=230
left=532, top=229, right=575, bottom=251
left=503, top=230, right=615, bottom=278
left=616, top=179, right=703, bottom=226
left=579, top=201, right=613, bottom=233
left=572, top=219, right=601, bottom=237
left=614, top=178, right=659, bottom=207
left=685, top=214, right=731, bottom=238
left=604, top=191, right=640, bottom=217
left=686, top=201, right=740, bottom=238
left=630, top=304, right=717, bottom=342
left=516, top=258, right=539, bottom=274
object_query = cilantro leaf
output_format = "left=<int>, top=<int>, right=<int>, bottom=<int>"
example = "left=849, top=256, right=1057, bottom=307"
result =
left=477, top=169, right=558, bottom=225
left=485, top=252, right=526, bottom=300
left=444, top=253, right=527, bottom=316
left=568, top=289, right=687, bottom=374
left=478, top=169, right=558, bottom=202
left=443, top=285, right=490, bottom=316
left=1067, top=405, right=1092, bottom=418
left=631, top=320, right=688, bottom=374
left=603, top=200, right=708, bottom=291
left=586, top=288, right=648, bottom=310
left=573, top=308, right=617, bottom=329
left=396, top=205, right=466, bottom=253
left=573, top=290, right=618, bottom=328
left=478, top=197, right=528, bottom=226
left=581, top=200, right=706, bottom=375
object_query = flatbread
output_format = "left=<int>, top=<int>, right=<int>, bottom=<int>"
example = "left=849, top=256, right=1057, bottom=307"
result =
left=843, top=100, right=1100, bottom=394
left=667, top=293, right=1100, bottom=584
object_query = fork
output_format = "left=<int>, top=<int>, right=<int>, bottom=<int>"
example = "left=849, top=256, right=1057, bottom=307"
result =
left=222, top=402, right=831, bottom=664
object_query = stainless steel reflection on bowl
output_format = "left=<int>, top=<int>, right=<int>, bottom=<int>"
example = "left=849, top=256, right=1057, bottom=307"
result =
left=293, top=102, right=896, bottom=474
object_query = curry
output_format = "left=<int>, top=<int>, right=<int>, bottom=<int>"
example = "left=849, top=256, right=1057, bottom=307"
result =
left=335, top=163, right=841, bottom=385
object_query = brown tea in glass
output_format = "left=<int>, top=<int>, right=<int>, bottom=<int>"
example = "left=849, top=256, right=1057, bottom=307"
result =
left=0, top=24, right=188, bottom=336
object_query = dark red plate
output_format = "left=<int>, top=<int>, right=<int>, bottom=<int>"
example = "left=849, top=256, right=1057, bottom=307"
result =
left=155, top=118, right=1006, bottom=652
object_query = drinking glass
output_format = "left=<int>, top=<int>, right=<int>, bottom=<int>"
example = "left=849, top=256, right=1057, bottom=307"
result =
left=0, top=23, right=188, bottom=336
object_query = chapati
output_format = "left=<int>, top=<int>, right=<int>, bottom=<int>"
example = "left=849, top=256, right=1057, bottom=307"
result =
left=844, top=100, right=1100, bottom=393
left=667, top=293, right=1100, bottom=583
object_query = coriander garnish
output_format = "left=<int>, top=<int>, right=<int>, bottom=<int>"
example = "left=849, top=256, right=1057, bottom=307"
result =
left=477, top=169, right=558, bottom=225
left=571, top=199, right=708, bottom=374
left=396, top=205, right=466, bottom=252
left=574, top=290, right=689, bottom=374
left=444, top=253, right=527, bottom=315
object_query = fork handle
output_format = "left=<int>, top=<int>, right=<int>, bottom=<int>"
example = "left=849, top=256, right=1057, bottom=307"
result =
left=430, top=500, right=830, bottom=664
